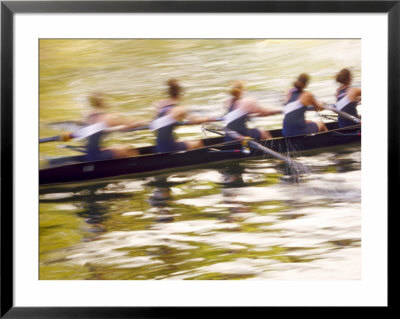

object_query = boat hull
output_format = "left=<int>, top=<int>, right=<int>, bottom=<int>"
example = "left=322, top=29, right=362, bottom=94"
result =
left=40, top=123, right=361, bottom=186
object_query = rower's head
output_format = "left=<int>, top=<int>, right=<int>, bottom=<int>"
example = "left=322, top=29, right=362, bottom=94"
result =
left=293, top=73, right=310, bottom=92
left=336, top=68, right=352, bottom=86
left=229, top=81, right=244, bottom=99
left=167, top=79, right=182, bottom=99
left=88, top=92, right=106, bottom=109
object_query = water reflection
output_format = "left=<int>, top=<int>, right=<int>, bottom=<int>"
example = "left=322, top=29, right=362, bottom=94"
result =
left=147, top=177, right=175, bottom=223
left=218, top=164, right=251, bottom=223
left=39, top=145, right=361, bottom=280
left=219, top=164, right=246, bottom=187
left=40, top=184, right=135, bottom=242
left=75, top=188, right=109, bottom=239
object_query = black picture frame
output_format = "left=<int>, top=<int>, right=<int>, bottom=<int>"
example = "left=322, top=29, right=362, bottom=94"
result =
left=1, top=1, right=396, bottom=317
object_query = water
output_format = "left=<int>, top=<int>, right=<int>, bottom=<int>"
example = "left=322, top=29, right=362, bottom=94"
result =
left=39, top=39, right=361, bottom=280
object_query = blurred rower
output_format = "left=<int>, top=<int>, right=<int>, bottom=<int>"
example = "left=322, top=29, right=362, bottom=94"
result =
left=85, top=92, right=148, bottom=161
left=151, top=79, right=212, bottom=153
left=223, top=81, right=281, bottom=141
left=335, top=68, right=361, bottom=128
left=282, top=73, right=327, bottom=137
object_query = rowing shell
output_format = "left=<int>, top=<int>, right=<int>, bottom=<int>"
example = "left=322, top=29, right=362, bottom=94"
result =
left=40, top=122, right=361, bottom=186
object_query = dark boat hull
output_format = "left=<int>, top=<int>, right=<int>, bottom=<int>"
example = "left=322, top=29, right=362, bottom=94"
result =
left=40, top=122, right=361, bottom=186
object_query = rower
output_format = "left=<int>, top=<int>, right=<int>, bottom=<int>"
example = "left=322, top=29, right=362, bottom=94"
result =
left=151, top=79, right=212, bottom=153
left=84, top=92, right=148, bottom=161
left=282, top=73, right=327, bottom=137
left=334, top=68, right=361, bottom=128
left=223, top=81, right=281, bottom=141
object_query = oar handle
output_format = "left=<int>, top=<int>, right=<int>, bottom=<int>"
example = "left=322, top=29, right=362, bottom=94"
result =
left=39, top=132, right=73, bottom=144
left=40, top=136, right=60, bottom=143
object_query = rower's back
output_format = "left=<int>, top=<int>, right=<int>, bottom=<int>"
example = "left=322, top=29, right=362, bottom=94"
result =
left=335, top=69, right=361, bottom=128
left=84, top=93, right=113, bottom=161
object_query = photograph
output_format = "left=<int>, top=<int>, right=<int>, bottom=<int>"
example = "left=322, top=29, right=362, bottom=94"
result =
left=39, top=38, right=362, bottom=281
left=2, top=0, right=393, bottom=314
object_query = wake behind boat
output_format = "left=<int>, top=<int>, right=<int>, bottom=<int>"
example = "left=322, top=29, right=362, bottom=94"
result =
left=40, top=121, right=361, bottom=186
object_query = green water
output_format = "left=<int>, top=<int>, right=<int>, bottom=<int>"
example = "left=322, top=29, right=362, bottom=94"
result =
left=39, top=39, right=361, bottom=280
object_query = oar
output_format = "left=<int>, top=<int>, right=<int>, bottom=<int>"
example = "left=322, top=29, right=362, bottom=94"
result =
left=320, top=104, right=361, bottom=124
left=57, top=145, right=87, bottom=153
left=224, top=129, right=307, bottom=171
left=39, top=121, right=107, bottom=144
left=40, top=117, right=224, bottom=144
left=205, top=127, right=308, bottom=172
left=47, top=120, right=88, bottom=131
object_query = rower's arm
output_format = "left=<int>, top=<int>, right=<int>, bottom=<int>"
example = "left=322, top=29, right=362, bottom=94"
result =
left=312, top=101, right=325, bottom=112
left=168, top=106, right=214, bottom=124
left=186, top=114, right=214, bottom=124
left=254, top=108, right=282, bottom=117
left=169, top=106, right=187, bottom=122
left=299, top=92, right=325, bottom=112
left=245, top=98, right=281, bottom=117
left=104, top=113, right=149, bottom=131
left=348, top=87, right=361, bottom=103
left=122, top=118, right=149, bottom=130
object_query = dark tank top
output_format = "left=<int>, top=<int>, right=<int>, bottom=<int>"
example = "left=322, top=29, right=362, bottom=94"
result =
left=336, top=87, right=359, bottom=128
